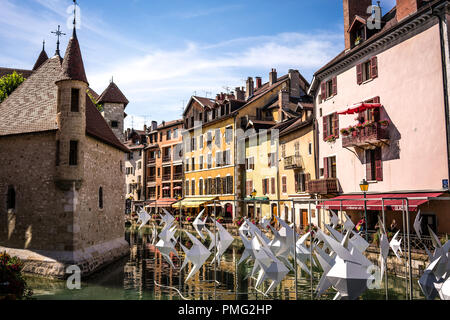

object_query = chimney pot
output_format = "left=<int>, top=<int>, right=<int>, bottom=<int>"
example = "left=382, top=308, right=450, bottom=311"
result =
left=246, top=77, right=254, bottom=100
left=396, top=0, right=421, bottom=22
left=269, top=69, right=277, bottom=86
left=256, top=77, right=262, bottom=89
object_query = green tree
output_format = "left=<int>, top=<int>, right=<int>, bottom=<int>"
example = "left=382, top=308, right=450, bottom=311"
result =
left=0, top=71, right=25, bottom=103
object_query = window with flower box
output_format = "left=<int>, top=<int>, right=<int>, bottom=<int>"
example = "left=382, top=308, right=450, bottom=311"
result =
left=323, top=113, right=339, bottom=141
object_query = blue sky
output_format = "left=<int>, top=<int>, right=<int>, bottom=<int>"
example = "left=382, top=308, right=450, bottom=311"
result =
left=0, top=0, right=396, bottom=128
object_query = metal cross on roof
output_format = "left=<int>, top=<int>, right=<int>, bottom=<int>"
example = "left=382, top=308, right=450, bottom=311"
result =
left=51, top=25, right=66, bottom=56
left=73, top=0, right=78, bottom=29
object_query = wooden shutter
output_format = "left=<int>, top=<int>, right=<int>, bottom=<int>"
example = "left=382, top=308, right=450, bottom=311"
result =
left=332, top=77, right=337, bottom=96
left=323, top=115, right=329, bottom=140
left=373, top=96, right=380, bottom=104
left=321, top=82, right=327, bottom=101
left=324, top=158, right=329, bottom=178
left=375, top=148, right=383, bottom=181
left=262, top=179, right=266, bottom=194
left=333, top=112, right=339, bottom=138
left=271, top=178, right=276, bottom=194
left=356, top=63, right=363, bottom=85
left=371, top=56, right=378, bottom=79
left=282, top=176, right=287, bottom=193
left=366, top=150, right=373, bottom=181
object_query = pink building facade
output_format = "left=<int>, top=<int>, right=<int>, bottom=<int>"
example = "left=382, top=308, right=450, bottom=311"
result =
left=308, top=0, right=450, bottom=235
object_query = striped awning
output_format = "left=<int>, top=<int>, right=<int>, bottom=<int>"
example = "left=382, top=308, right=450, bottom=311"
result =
left=172, top=197, right=219, bottom=208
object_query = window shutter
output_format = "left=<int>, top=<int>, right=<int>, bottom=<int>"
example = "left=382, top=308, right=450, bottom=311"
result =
left=371, top=56, right=378, bottom=79
left=294, top=173, right=299, bottom=192
left=321, top=82, right=327, bottom=101
left=332, top=77, right=337, bottom=96
left=356, top=63, right=363, bottom=85
left=262, top=179, right=266, bottom=194
left=373, top=96, right=380, bottom=104
left=323, top=115, right=329, bottom=140
left=375, top=148, right=383, bottom=181
left=366, top=150, right=373, bottom=181
left=333, top=112, right=339, bottom=138
left=324, top=158, right=329, bottom=179
left=271, top=178, right=276, bottom=194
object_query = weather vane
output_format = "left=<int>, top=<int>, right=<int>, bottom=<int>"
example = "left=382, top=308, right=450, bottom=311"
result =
left=73, top=0, right=78, bottom=29
left=51, top=25, right=66, bottom=56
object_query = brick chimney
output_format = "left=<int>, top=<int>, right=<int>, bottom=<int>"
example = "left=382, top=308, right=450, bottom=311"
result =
left=278, top=89, right=289, bottom=122
left=151, top=121, right=157, bottom=131
left=269, top=69, right=277, bottom=86
left=246, top=77, right=254, bottom=100
left=343, top=0, right=372, bottom=50
left=235, top=87, right=245, bottom=101
left=396, top=0, right=421, bottom=22
left=144, top=124, right=147, bottom=133
left=255, top=77, right=262, bottom=89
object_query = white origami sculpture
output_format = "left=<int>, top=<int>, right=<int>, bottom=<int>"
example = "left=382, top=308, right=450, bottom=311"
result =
left=315, top=229, right=373, bottom=300
left=413, top=210, right=423, bottom=240
left=211, top=220, right=234, bottom=265
left=150, top=222, right=157, bottom=245
left=378, top=218, right=390, bottom=282
left=160, top=208, right=176, bottom=226
left=192, top=209, right=207, bottom=240
left=329, top=210, right=340, bottom=228
left=295, top=232, right=313, bottom=276
left=155, top=217, right=179, bottom=269
left=343, top=213, right=355, bottom=232
left=180, top=231, right=211, bottom=282
left=252, top=232, right=289, bottom=295
left=238, top=221, right=255, bottom=265
left=137, top=210, right=151, bottom=230
left=389, top=230, right=403, bottom=260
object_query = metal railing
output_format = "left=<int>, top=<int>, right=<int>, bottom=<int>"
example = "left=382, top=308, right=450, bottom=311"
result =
left=284, top=154, right=304, bottom=169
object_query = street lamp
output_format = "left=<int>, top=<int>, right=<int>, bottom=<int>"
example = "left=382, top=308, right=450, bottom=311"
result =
left=359, top=179, right=369, bottom=241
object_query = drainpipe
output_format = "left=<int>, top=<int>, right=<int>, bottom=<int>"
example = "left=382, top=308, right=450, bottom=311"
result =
left=434, top=3, right=450, bottom=186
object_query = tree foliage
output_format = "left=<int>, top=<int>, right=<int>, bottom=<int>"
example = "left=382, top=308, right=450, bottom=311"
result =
left=0, top=71, right=25, bottom=103
left=87, top=90, right=104, bottom=112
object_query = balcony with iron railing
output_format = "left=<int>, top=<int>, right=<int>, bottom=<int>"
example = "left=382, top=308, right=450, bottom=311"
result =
left=162, top=155, right=171, bottom=163
left=284, top=154, right=304, bottom=170
left=307, top=178, right=339, bottom=194
left=173, top=172, right=183, bottom=180
left=162, top=174, right=171, bottom=181
left=147, top=158, right=156, bottom=165
left=342, top=123, right=389, bottom=148
left=147, top=176, right=156, bottom=183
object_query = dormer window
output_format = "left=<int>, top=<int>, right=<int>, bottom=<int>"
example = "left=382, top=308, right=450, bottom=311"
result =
left=71, top=88, right=80, bottom=112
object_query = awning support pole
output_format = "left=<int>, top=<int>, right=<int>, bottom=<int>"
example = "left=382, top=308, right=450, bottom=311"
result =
left=401, top=200, right=408, bottom=300
left=309, top=201, right=313, bottom=300
left=292, top=200, right=298, bottom=301
left=381, top=199, right=388, bottom=300
left=405, top=198, right=413, bottom=300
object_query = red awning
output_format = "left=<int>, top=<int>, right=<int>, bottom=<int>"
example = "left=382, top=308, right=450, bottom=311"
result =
left=317, top=193, right=443, bottom=212
left=338, top=103, right=381, bottom=115
left=151, top=198, right=177, bottom=207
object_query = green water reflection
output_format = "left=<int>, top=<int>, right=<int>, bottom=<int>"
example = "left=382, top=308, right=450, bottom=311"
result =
left=26, top=230, right=425, bottom=300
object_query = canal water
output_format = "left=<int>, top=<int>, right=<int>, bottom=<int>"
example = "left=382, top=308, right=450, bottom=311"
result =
left=26, top=230, right=425, bottom=300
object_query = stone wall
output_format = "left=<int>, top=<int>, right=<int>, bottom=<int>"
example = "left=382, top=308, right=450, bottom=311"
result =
left=74, top=135, right=127, bottom=251
left=102, top=103, right=124, bottom=142
left=0, top=131, right=73, bottom=251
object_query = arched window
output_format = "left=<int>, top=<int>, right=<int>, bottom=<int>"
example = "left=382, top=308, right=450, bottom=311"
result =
left=7, top=186, right=15, bottom=210
left=98, top=187, right=103, bottom=209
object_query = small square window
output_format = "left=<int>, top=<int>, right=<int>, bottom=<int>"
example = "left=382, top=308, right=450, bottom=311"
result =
left=111, top=121, right=119, bottom=128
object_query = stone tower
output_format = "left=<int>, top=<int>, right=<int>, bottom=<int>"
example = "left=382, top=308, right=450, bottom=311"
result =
left=98, top=81, right=129, bottom=142
left=55, top=28, right=88, bottom=191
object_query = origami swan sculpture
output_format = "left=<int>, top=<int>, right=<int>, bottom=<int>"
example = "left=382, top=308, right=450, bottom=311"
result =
left=238, top=221, right=255, bottom=266
left=211, top=220, right=234, bottom=265
left=180, top=231, right=211, bottom=282
left=161, top=208, right=176, bottom=226
left=137, top=210, right=151, bottom=230
left=389, top=230, right=403, bottom=260
left=192, top=209, right=207, bottom=240
left=155, top=215, right=179, bottom=269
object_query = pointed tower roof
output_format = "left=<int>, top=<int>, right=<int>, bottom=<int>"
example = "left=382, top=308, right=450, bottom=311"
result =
left=32, top=41, right=49, bottom=71
left=98, top=81, right=129, bottom=107
left=57, top=29, right=88, bottom=84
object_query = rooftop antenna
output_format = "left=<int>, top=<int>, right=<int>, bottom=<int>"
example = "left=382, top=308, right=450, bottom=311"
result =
left=222, top=86, right=231, bottom=94
left=204, top=91, right=212, bottom=98
left=111, top=76, right=114, bottom=83
left=193, top=91, right=197, bottom=96
left=51, top=25, right=66, bottom=56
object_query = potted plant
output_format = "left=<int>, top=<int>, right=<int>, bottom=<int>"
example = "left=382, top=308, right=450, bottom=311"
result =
left=325, top=134, right=337, bottom=143
left=379, top=120, right=390, bottom=127
left=0, top=252, right=33, bottom=300
left=355, top=36, right=362, bottom=46
left=216, top=216, right=224, bottom=224
left=356, top=123, right=364, bottom=131
left=340, top=128, right=350, bottom=136
left=363, top=120, right=375, bottom=128
left=186, top=216, right=193, bottom=223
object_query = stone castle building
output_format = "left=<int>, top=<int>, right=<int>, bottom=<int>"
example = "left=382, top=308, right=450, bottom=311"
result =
left=0, top=27, right=130, bottom=278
